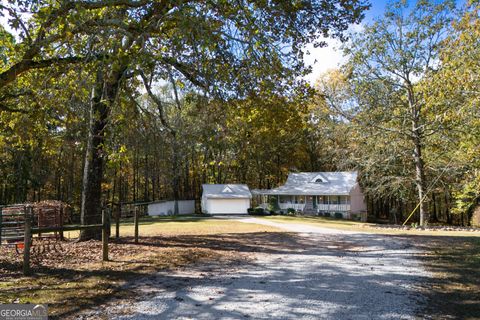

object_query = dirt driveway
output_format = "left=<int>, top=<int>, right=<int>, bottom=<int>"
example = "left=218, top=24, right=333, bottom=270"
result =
left=94, top=217, right=430, bottom=320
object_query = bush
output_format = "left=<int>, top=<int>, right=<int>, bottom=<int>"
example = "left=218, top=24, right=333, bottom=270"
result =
left=351, top=213, right=361, bottom=221
left=268, top=197, right=280, bottom=211
left=334, top=212, right=343, bottom=219
left=247, top=208, right=255, bottom=215
left=324, top=212, right=331, bottom=217
left=254, top=207, right=265, bottom=215
left=287, top=208, right=295, bottom=215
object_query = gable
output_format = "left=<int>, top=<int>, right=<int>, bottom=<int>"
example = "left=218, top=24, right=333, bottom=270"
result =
left=311, top=174, right=328, bottom=183
left=222, top=186, right=233, bottom=193
left=202, top=184, right=252, bottom=199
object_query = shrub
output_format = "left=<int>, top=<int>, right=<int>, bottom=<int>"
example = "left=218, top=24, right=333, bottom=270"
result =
left=287, top=208, right=295, bottom=215
left=324, top=212, right=331, bottom=217
left=247, top=208, right=255, bottom=215
left=334, top=212, right=343, bottom=219
left=351, top=213, right=361, bottom=221
left=268, top=197, right=280, bottom=211
left=254, top=207, right=265, bottom=215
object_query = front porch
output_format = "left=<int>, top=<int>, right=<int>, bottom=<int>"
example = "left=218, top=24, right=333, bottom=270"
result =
left=255, top=194, right=351, bottom=213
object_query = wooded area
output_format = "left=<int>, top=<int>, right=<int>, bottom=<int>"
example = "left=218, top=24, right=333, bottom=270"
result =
left=0, top=0, right=478, bottom=232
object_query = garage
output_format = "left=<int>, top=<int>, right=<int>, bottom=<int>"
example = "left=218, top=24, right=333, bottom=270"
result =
left=201, top=184, right=252, bottom=214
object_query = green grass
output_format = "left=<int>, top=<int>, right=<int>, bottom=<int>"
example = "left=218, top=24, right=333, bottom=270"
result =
left=113, top=216, right=281, bottom=236
left=61, top=215, right=277, bottom=239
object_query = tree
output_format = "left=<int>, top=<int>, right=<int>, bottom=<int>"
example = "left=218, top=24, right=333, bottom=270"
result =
left=341, top=0, right=455, bottom=226
left=1, top=0, right=370, bottom=239
left=423, top=2, right=480, bottom=224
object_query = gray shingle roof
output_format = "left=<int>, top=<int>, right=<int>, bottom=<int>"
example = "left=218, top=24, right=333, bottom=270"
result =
left=255, top=172, right=358, bottom=196
left=202, top=184, right=252, bottom=199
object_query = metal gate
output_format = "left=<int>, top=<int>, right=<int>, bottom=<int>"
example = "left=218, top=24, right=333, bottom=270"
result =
left=0, top=205, right=32, bottom=248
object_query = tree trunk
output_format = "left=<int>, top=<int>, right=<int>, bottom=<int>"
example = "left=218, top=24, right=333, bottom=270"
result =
left=80, top=65, right=126, bottom=240
left=431, top=193, right=438, bottom=222
left=172, top=135, right=180, bottom=215
left=408, top=85, right=428, bottom=226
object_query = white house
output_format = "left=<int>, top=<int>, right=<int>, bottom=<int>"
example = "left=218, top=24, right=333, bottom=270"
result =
left=253, top=172, right=367, bottom=220
left=201, top=184, right=252, bottom=214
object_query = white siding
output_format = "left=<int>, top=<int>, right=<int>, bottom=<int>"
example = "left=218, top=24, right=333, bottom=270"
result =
left=147, top=200, right=195, bottom=216
left=204, top=198, right=250, bottom=214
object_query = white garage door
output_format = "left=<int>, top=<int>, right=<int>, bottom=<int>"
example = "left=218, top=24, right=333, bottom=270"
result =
left=207, top=198, right=250, bottom=214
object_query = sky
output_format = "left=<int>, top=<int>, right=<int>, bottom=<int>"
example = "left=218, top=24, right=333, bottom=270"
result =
left=303, top=0, right=466, bottom=84
left=302, top=0, right=389, bottom=84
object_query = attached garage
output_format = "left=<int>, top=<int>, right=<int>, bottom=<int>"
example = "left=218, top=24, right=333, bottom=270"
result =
left=201, top=184, right=252, bottom=215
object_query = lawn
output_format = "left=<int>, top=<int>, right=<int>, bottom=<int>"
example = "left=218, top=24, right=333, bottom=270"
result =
left=0, top=217, right=281, bottom=319
left=260, top=215, right=480, bottom=237
left=113, top=215, right=281, bottom=236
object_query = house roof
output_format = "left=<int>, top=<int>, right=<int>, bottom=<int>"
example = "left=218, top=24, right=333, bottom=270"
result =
left=254, top=172, right=358, bottom=196
left=202, top=184, right=252, bottom=199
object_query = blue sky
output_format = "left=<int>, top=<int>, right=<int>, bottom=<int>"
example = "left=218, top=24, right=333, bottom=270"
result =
left=303, top=0, right=465, bottom=84
left=303, top=0, right=390, bottom=84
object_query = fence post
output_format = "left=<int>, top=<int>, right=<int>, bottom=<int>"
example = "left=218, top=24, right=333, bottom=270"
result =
left=102, top=209, right=109, bottom=261
left=0, top=206, right=3, bottom=245
left=134, top=207, right=139, bottom=244
left=23, top=207, right=32, bottom=276
left=59, top=206, right=64, bottom=241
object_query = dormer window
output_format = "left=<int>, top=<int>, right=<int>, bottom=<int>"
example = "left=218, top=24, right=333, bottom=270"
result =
left=311, top=174, right=327, bottom=183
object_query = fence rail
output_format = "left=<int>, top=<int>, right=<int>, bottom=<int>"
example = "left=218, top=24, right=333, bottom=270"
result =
left=279, top=203, right=306, bottom=211
left=1, top=205, right=148, bottom=276
left=316, top=204, right=350, bottom=212
left=0, top=205, right=28, bottom=244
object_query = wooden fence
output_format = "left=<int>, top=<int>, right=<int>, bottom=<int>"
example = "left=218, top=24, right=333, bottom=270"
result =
left=1, top=204, right=146, bottom=276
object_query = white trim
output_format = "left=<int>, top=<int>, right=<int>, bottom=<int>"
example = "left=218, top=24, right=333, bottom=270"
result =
left=222, top=186, right=233, bottom=193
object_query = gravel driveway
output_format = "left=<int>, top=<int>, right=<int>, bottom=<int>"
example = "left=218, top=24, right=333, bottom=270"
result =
left=102, top=218, right=430, bottom=320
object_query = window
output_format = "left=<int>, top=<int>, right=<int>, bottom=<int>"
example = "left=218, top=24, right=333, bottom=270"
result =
left=317, top=196, right=328, bottom=205
left=339, top=196, right=350, bottom=205
left=279, top=195, right=292, bottom=204
left=330, top=196, right=340, bottom=205
left=296, top=196, right=305, bottom=204
left=311, top=174, right=328, bottom=183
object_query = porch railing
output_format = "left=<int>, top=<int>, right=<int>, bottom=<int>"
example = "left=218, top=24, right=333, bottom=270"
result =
left=316, top=204, right=350, bottom=212
left=279, top=203, right=306, bottom=211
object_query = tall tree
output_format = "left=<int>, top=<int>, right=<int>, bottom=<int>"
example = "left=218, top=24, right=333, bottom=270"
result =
left=423, top=2, right=480, bottom=224
left=341, top=0, right=455, bottom=226
left=2, top=0, right=370, bottom=238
